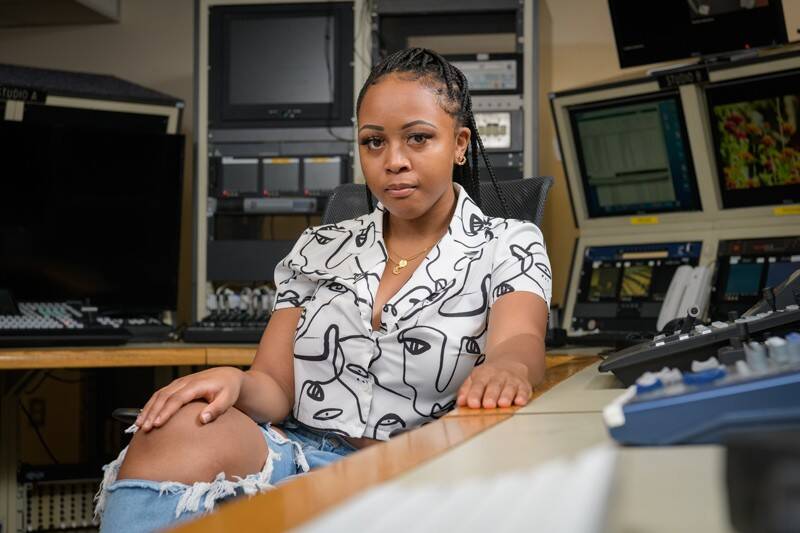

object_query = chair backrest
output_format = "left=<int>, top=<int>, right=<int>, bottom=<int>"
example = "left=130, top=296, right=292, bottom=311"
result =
left=322, top=177, right=554, bottom=226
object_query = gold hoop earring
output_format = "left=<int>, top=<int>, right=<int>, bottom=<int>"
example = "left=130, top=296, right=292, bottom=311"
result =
left=456, top=154, right=466, bottom=166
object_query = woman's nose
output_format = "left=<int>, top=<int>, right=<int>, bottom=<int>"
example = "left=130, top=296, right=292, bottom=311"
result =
left=384, top=143, right=410, bottom=174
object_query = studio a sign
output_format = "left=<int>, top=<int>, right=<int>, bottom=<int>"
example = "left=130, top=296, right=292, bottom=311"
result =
left=0, top=85, right=47, bottom=103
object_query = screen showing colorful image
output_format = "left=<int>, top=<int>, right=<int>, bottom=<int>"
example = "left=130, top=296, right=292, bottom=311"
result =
left=588, top=266, right=620, bottom=300
left=713, top=96, right=800, bottom=190
left=706, top=71, right=800, bottom=208
left=620, top=265, right=652, bottom=298
left=574, top=242, right=701, bottom=333
left=725, top=262, right=763, bottom=297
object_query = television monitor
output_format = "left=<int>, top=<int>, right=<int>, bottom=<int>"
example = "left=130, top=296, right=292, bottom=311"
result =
left=710, top=236, right=800, bottom=320
left=571, top=241, right=703, bottom=334
left=705, top=70, right=800, bottom=209
left=0, top=121, right=183, bottom=313
left=209, top=2, right=354, bottom=128
left=568, top=92, right=702, bottom=218
left=608, top=0, right=788, bottom=68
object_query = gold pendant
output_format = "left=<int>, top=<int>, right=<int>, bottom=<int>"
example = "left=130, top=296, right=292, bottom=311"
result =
left=398, top=259, right=408, bottom=268
left=392, top=265, right=401, bottom=275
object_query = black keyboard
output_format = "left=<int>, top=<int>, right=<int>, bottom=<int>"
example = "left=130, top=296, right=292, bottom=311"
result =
left=565, top=330, right=651, bottom=349
left=600, top=305, right=800, bottom=385
left=0, top=302, right=171, bottom=347
left=96, top=317, right=175, bottom=343
left=0, top=327, right=131, bottom=348
left=182, top=312, right=268, bottom=343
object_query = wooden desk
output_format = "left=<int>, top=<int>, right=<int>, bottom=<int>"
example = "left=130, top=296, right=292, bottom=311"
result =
left=293, top=364, right=733, bottom=533
left=0, top=345, right=597, bottom=533
left=170, top=354, right=600, bottom=533
left=0, top=344, right=206, bottom=369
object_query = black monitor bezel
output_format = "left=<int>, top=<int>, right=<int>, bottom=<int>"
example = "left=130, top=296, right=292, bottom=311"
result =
left=209, top=2, right=354, bottom=129
left=568, top=90, right=702, bottom=219
left=608, top=0, right=788, bottom=69
left=705, top=69, right=800, bottom=210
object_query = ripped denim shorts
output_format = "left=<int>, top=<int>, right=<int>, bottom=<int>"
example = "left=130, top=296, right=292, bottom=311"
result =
left=94, top=417, right=357, bottom=533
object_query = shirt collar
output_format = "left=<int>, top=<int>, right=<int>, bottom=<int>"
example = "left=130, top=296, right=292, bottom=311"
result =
left=368, top=182, right=490, bottom=253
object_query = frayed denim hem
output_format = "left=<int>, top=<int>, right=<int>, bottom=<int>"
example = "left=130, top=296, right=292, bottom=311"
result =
left=93, top=422, right=309, bottom=523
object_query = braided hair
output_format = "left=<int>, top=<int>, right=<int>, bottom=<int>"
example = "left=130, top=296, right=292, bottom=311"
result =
left=356, top=48, right=510, bottom=217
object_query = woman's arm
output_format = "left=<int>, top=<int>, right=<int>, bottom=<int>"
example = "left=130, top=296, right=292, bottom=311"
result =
left=456, top=291, right=548, bottom=409
left=234, top=307, right=302, bottom=424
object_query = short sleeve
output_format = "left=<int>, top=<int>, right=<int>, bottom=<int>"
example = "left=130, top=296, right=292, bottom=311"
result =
left=272, top=229, right=318, bottom=311
left=488, top=221, right=552, bottom=308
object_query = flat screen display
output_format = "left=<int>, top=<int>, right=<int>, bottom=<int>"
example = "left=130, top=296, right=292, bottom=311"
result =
left=569, top=92, right=701, bottom=218
left=0, top=121, right=183, bottom=312
left=711, top=236, right=800, bottom=320
left=572, top=241, right=702, bottom=333
left=228, top=16, right=334, bottom=105
left=608, top=0, right=788, bottom=68
left=209, top=2, right=354, bottom=128
left=706, top=70, right=800, bottom=209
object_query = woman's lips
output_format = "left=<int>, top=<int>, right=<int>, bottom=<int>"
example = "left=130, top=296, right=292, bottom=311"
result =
left=385, top=185, right=416, bottom=198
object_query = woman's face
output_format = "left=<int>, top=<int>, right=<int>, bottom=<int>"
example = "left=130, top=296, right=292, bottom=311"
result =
left=357, top=73, right=470, bottom=221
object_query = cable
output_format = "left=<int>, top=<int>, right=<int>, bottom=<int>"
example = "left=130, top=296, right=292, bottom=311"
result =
left=352, top=0, right=373, bottom=70
left=23, top=372, right=50, bottom=395
left=19, top=399, right=60, bottom=464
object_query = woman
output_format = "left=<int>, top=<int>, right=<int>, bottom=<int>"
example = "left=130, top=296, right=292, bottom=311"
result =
left=95, top=48, right=551, bottom=532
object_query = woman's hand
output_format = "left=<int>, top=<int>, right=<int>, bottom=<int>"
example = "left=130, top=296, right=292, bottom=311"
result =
left=456, top=360, right=532, bottom=409
left=136, top=367, right=245, bottom=432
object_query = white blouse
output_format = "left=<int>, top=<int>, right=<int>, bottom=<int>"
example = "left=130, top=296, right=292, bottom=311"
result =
left=272, top=185, right=552, bottom=440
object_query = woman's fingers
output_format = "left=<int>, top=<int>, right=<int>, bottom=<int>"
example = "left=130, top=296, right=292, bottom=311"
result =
left=141, top=382, right=189, bottom=432
left=459, top=363, right=532, bottom=410
left=481, top=378, right=506, bottom=408
left=201, top=389, right=235, bottom=424
left=515, top=382, right=533, bottom=406
left=150, top=383, right=214, bottom=429
left=465, top=374, right=488, bottom=409
left=456, top=376, right=472, bottom=406
left=497, top=381, right=519, bottom=408
left=138, top=381, right=184, bottom=431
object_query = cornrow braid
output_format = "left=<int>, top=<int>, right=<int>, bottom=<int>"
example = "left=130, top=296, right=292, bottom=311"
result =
left=356, top=47, right=511, bottom=217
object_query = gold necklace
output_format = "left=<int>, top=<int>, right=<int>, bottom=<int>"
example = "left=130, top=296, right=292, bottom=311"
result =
left=387, top=247, right=429, bottom=275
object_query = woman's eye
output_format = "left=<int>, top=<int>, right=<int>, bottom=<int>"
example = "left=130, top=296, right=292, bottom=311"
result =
left=408, top=133, right=429, bottom=145
left=361, top=137, right=383, bottom=150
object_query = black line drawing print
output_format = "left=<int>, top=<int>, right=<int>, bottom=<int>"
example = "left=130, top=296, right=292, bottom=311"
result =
left=439, top=248, right=491, bottom=317
left=296, top=323, right=372, bottom=425
left=372, top=412, right=407, bottom=439
left=398, top=326, right=459, bottom=418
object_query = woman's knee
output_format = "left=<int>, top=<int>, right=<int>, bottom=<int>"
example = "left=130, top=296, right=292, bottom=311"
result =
left=117, top=401, right=267, bottom=484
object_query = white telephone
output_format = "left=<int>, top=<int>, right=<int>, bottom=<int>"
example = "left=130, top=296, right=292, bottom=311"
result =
left=656, top=264, right=713, bottom=332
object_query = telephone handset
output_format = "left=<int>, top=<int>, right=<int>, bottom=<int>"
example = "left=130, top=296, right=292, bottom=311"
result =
left=656, top=264, right=713, bottom=333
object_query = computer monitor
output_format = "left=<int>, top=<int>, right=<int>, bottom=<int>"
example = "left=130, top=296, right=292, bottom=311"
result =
left=570, top=241, right=703, bottom=334
left=567, top=91, right=702, bottom=218
left=0, top=121, right=183, bottom=313
left=608, top=0, right=788, bottom=68
left=705, top=69, right=800, bottom=209
left=209, top=2, right=354, bottom=128
left=710, top=236, right=800, bottom=320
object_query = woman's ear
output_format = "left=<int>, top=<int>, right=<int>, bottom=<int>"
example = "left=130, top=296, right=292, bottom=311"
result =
left=455, top=126, right=471, bottom=160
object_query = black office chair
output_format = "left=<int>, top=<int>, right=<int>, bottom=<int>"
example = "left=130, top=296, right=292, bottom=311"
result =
left=112, top=177, right=553, bottom=426
left=323, top=177, right=554, bottom=227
